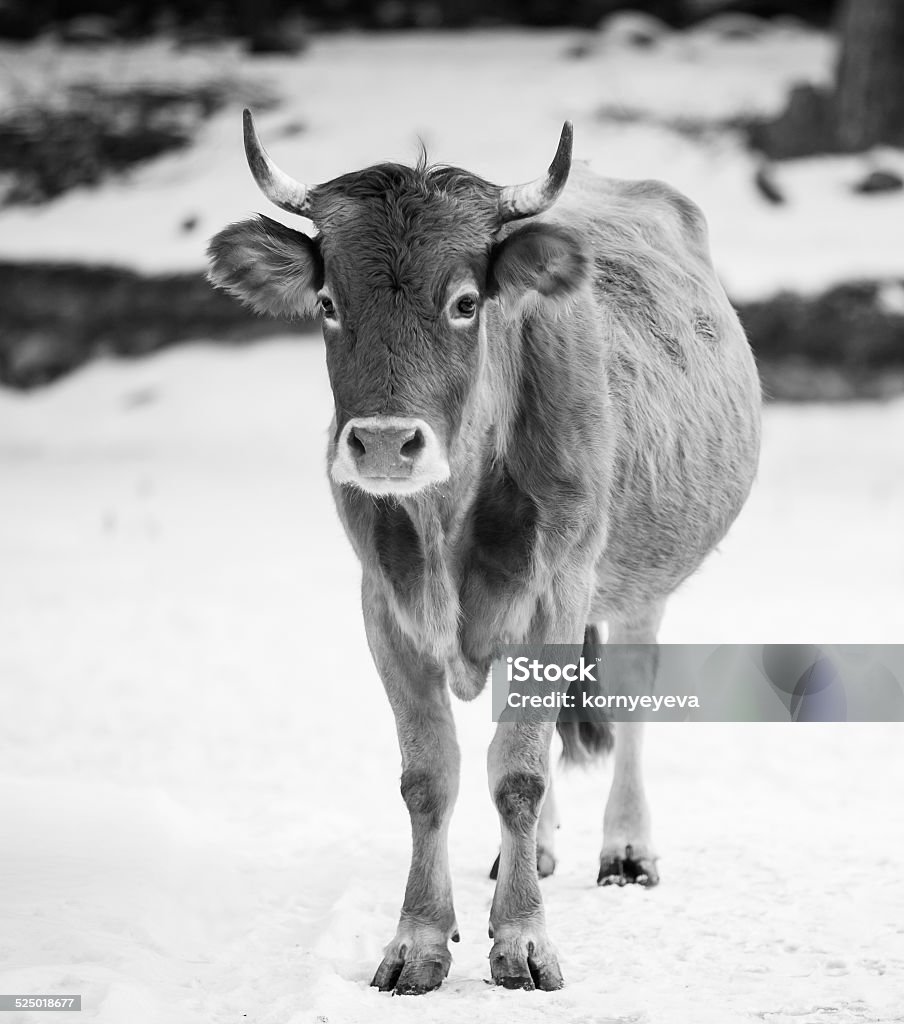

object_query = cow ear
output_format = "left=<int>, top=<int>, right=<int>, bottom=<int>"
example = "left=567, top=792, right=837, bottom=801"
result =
left=207, top=215, right=323, bottom=318
left=487, top=223, right=587, bottom=308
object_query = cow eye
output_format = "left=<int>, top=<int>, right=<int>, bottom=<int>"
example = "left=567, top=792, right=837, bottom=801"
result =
left=320, top=296, right=337, bottom=320
left=452, top=294, right=478, bottom=321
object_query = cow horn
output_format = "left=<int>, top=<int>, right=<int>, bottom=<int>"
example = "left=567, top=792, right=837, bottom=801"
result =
left=498, top=121, right=573, bottom=222
left=243, top=108, right=314, bottom=218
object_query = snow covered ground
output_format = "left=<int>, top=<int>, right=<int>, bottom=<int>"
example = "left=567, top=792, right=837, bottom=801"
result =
left=1, top=24, right=903, bottom=299
left=1, top=340, right=903, bottom=1023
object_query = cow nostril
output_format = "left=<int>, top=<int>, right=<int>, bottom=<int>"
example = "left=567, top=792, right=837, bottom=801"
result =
left=347, top=429, right=366, bottom=458
left=400, top=429, right=425, bottom=459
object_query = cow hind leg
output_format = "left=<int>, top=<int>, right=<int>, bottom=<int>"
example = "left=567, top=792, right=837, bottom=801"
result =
left=597, top=603, right=663, bottom=888
left=535, top=774, right=559, bottom=877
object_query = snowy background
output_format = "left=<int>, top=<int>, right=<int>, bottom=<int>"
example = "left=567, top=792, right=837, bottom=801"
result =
left=1, top=23, right=903, bottom=297
left=1, top=11, right=903, bottom=1024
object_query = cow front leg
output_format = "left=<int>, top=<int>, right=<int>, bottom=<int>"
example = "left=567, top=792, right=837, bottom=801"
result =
left=364, top=598, right=460, bottom=996
left=487, top=719, right=564, bottom=991
left=598, top=606, right=662, bottom=887
left=488, top=775, right=558, bottom=880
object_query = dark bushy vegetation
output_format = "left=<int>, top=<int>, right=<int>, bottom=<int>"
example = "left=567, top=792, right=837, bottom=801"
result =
left=741, top=283, right=904, bottom=368
left=0, top=82, right=274, bottom=207
left=0, top=263, right=294, bottom=389
left=741, top=284, right=904, bottom=399
left=1, top=263, right=901, bottom=399
left=0, top=0, right=839, bottom=37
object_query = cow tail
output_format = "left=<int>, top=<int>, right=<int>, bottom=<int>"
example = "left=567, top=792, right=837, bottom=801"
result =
left=555, top=624, right=614, bottom=764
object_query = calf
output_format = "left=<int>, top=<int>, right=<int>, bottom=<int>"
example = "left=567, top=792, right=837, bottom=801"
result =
left=208, top=111, right=761, bottom=994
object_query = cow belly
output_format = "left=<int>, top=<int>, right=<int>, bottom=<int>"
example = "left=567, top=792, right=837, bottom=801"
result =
left=592, top=344, right=761, bottom=619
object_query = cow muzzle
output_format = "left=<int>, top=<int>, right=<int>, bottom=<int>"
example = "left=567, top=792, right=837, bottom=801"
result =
left=331, top=416, right=450, bottom=496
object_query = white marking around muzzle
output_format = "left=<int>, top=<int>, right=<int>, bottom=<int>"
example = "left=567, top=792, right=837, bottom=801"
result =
left=331, top=416, right=451, bottom=497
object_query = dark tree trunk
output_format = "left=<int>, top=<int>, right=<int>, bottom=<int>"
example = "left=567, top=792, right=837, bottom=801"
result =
left=834, top=0, right=904, bottom=151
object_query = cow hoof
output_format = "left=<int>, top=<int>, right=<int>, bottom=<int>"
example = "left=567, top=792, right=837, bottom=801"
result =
left=597, top=844, right=659, bottom=887
left=371, top=943, right=452, bottom=995
left=489, top=846, right=556, bottom=880
left=489, top=935, right=564, bottom=991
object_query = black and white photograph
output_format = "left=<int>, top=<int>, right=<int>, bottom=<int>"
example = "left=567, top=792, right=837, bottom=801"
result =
left=1, top=0, right=902, bottom=1020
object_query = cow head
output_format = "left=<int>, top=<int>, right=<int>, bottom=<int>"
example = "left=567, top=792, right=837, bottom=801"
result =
left=208, top=111, right=586, bottom=497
